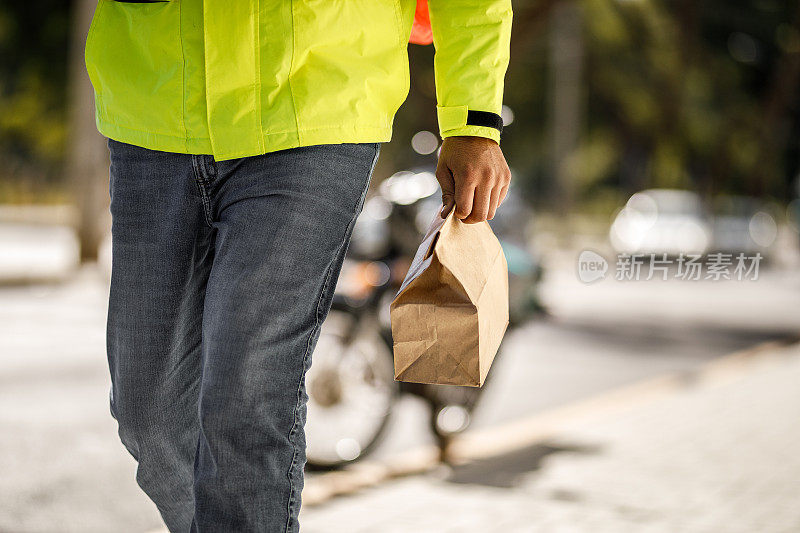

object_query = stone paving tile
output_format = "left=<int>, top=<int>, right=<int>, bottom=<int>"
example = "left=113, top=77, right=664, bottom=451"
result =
left=300, top=345, right=800, bottom=533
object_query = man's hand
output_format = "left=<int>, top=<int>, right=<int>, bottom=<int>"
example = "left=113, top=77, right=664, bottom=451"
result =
left=435, top=136, right=511, bottom=223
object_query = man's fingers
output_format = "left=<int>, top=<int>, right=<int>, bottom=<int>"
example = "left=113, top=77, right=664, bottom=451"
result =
left=440, top=195, right=455, bottom=218
left=487, top=184, right=501, bottom=220
left=436, top=137, right=512, bottom=223
left=498, top=183, right=509, bottom=207
left=436, top=163, right=457, bottom=218
left=463, top=181, right=491, bottom=224
left=454, top=180, right=475, bottom=220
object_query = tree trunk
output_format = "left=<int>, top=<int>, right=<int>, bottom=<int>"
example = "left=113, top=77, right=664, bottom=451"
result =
left=751, top=4, right=800, bottom=198
left=66, top=0, right=109, bottom=263
left=548, top=0, right=584, bottom=219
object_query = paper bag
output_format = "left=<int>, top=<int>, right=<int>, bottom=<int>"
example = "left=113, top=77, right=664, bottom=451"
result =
left=390, top=206, right=510, bottom=387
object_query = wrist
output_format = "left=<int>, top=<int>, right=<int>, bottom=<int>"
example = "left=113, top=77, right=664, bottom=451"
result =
left=444, top=135, right=499, bottom=146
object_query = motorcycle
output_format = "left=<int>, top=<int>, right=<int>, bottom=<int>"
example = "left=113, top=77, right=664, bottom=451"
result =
left=304, top=169, right=542, bottom=469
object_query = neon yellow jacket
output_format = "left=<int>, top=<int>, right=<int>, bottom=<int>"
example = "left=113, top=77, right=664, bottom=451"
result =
left=84, top=0, right=511, bottom=162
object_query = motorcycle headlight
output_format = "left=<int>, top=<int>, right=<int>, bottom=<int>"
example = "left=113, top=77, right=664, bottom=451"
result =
left=334, top=260, right=391, bottom=301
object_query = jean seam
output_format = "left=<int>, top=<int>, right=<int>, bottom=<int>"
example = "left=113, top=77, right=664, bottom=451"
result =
left=284, top=143, right=379, bottom=532
left=191, top=156, right=216, bottom=228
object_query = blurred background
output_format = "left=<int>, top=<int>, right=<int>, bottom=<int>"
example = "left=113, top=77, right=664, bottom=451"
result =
left=2, top=0, right=800, bottom=531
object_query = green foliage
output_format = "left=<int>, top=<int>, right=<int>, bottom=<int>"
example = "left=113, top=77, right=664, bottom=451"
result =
left=0, top=0, right=70, bottom=200
left=493, top=0, right=800, bottom=210
left=1, top=0, right=799, bottom=208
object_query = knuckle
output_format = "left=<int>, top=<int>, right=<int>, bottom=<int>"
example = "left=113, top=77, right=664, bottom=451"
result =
left=462, top=162, right=477, bottom=174
left=469, top=171, right=486, bottom=186
left=456, top=182, right=473, bottom=194
left=463, top=164, right=481, bottom=179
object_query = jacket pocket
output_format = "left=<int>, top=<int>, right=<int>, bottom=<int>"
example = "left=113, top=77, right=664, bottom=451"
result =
left=291, top=0, right=413, bottom=129
left=83, top=0, right=184, bottom=134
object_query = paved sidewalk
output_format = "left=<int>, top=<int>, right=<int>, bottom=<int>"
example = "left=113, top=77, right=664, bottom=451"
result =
left=300, top=343, right=800, bottom=533
left=3, top=261, right=799, bottom=532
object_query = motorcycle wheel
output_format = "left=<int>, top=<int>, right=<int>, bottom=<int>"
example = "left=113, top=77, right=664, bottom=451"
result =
left=305, top=311, right=398, bottom=470
left=426, top=385, right=482, bottom=437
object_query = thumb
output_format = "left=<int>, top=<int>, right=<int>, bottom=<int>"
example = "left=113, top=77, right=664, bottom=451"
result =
left=436, top=162, right=456, bottom=219
left=440, top=194, right=455, bottom=218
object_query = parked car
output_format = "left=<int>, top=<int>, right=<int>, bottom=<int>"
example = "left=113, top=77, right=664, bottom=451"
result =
left=610, top=189, right=711, bottom=256
left=710, top=195, right=777, bottom=257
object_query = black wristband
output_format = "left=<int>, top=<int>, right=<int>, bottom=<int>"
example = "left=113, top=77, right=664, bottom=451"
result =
left=465, top=110, right=503, bottom=135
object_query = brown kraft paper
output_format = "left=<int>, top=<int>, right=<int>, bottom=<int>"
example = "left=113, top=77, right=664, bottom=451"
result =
left=390, top=205, right=510, bottom=387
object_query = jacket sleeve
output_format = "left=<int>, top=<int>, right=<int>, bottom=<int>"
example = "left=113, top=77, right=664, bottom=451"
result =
left=427, top=0, right=512, bottom=145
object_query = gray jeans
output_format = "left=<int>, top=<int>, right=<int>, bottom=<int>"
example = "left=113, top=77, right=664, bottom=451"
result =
left=105, top=138, right=380, bottom=532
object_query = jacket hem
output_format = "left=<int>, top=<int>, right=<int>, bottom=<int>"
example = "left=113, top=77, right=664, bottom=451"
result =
left=96, top=116, right=393, bottom=161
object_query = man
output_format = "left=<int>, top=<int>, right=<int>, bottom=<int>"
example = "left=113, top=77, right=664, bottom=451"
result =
left=85, top=0, right=512, bottom=531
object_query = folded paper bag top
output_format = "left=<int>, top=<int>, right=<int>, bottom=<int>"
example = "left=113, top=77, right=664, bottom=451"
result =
left=389, top=206, right=510, bottom=387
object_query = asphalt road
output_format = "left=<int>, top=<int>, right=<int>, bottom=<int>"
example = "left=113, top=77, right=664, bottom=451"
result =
left=360, top=252, right=800, bottom=461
